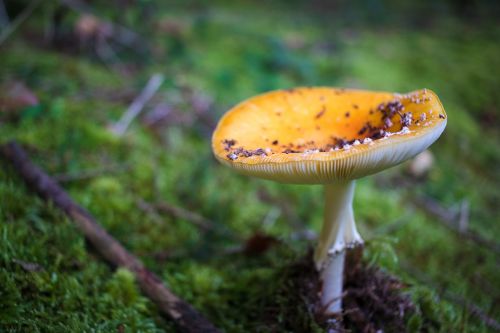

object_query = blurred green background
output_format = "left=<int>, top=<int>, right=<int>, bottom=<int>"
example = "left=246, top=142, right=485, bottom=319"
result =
left=1, top=0, right=499, bottom=332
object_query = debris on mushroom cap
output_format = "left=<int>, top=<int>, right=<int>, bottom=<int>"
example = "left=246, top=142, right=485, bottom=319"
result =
left=227, top=152, right=238, bottom=160
left=220, top=97, right=419, bottom=160
left=212, top=87, right=447, bottom=184
left=223, top=145, right=272, bottom=159
left=401, top=112, right=412, bottom=127
left=222, top=139, right=237, bottom=151
left=316, top=107, right=326, bottom=119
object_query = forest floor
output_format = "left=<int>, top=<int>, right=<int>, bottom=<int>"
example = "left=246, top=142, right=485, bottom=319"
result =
left=1, top=1, right=499, bottom=332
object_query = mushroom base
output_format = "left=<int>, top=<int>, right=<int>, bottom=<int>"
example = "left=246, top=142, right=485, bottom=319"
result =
left=319, top=251, right=346, bottom=314
left=314, top=181, right=364, bottom=314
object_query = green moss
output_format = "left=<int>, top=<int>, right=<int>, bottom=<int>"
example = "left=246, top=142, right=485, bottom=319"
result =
left=1, top=1, right=499, bottom=331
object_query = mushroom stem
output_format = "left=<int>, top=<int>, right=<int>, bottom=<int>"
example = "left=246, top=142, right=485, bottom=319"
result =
left=314, top=181, right=363, bottom=314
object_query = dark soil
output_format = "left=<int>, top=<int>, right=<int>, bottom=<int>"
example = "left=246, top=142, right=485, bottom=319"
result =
left=282, top=249, right=415, bottom=332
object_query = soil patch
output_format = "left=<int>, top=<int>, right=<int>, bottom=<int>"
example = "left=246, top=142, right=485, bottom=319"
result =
left=276, top=250, right=415, bottom=332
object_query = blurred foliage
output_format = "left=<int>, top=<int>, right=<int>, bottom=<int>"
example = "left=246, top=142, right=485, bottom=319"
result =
left=1, top=0, right=499, bottom=332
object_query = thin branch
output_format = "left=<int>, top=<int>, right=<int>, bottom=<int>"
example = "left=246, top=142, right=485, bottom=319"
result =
left=372, top=213, right=413, bottom=236
left=111, top=74, right=164, bottom=136
left=413, top=196, right=500, bottom=254
left=136, top=198, right=164, bottom=224
left=0, top=0, right=42, bottom=47
left=257, top=187, right=304, bottom=229
left=0, top=0, right=9, bottom=29
left=445, top=293, right=500, bottom=331
left=154, top=201, right=214, bottom=231
left=458, top=200, right=469, bottom=233
left=53, top=164, right=131, bottom=183
left=401, top=262, right=500, bottom=331
left=137, top=199, right=214, bottom=232
left=0, top=141, right=220, bottom=333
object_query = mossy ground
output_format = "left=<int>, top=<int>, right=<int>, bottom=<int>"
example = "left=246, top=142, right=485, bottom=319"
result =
left=1, top=1, right=499, bottom=332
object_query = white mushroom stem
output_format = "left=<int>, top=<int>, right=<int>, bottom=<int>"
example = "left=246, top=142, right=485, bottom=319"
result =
left=314, top=180, right=363, bottom=315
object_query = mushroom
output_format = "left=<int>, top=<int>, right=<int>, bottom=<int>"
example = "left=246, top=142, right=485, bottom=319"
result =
left=211, top=87, right=447, bottom=315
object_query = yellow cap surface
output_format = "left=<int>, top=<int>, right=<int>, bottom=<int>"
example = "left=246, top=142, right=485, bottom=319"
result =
left=212, top=87, right=446, bottom=184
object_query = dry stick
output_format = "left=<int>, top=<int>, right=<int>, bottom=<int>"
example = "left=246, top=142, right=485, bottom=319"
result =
left=413, top=196, right=500, bottom=255
left=136, top=199, right=164, bottom=224
left=53, top=164, right=131, bottom=183
left=154, top=201, right=214, bottom=231
left=457, top=200, right=470, bottom=233
left=257, top=187, right=303, bottom=229
left=0, top=141, right=221, bottom=333
left=111, top=74, right=164, bottom=136
left=401, top=262, right=500, bottom=331
left=444, top=293, right=500, bottom=331
left=0, top=0, right=42, bottom=47
left=137, top=199, right=213, bottom=231
left=0, top=0, right=9, bottom=29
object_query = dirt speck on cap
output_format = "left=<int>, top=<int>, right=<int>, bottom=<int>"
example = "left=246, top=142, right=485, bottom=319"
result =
left=316, top=107, right=326, bottom=119
left=222, top=139, right=237, bottom=151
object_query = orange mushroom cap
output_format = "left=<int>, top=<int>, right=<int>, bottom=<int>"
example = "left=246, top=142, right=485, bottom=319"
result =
left=212, top=87, right=446, bottom=184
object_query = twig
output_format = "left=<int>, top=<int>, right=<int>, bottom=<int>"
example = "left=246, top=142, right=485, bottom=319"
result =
left=136, top=198, right=164, bottom=224
left=458, top=200, right=469, bottom=233
left=53, top=164, right=131, bottom=183
left=413, top=196, right=500, bottom=254
left=0, top=0, right=9, bottom=29
left=401, top=262, right=500, bottom=331
left=372, top=214, right=413, bottom=236
left=257, top=187, right=304, bottom=229
left=0, top=141, right=220, bottom=333
left=95, top=38, right=120, bottom=65
left=153, top=201, right=214, bottom=231
left=445, top=293, right=500, bottom=331
left=0, top=0, right=42, bottom=47
left=12, top=258, right=44, bottom=272
left=137, top=199, right=213, bottom=232
left=111, top=74, right=164, bottom=136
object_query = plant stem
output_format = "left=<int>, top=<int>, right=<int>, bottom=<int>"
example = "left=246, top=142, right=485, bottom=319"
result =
left=314, top=181, right=363, bottom=314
